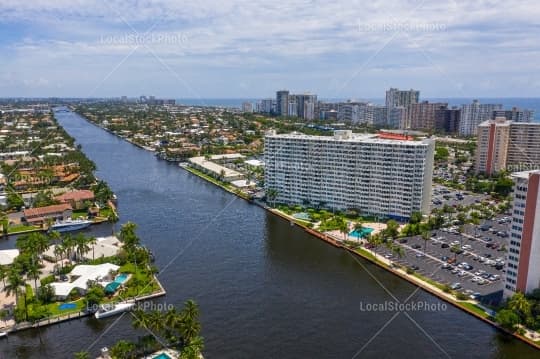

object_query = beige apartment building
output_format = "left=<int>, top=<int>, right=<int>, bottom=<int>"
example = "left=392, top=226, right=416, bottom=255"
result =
left=475, top=118, right=540, bottom=175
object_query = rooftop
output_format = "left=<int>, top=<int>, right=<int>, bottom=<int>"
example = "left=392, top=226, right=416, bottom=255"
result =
left=55, top=189, right=95, bottom=203
left=23, top=203, right=72, bottom=217
left=50, top=263, right=120, bottom=297
left=266, top=130, right=431, bottom=146
left=189, top=156, right=243, bottom=179
left=511, top=170, right=540, bottom=179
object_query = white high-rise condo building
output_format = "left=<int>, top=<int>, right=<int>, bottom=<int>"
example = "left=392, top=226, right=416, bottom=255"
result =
left=504, top=170, right=540, bottom=298
left=264, top=130, right=434, bottom=221
left=459, top=100, right=502, bottom=136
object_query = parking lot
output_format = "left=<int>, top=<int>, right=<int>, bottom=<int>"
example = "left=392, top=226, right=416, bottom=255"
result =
left=431, top=185, right=491, bottom=210
left=371, top=214, right=510, bottom=302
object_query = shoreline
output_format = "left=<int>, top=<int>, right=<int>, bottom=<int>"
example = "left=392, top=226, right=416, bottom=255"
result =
left=2, top=275, right=166, bottom=335
left=3, top=217, right=110, bottom=238
left=70, top=109, right=540, bottom=351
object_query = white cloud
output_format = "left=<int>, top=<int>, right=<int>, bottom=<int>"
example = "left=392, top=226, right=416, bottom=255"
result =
left=0, top=0, right=538, bottom=97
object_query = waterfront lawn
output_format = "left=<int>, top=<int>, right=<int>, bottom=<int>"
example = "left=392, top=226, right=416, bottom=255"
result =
left=71, top=209, right=89, bottom=219
left=98, top=206, right=113, bottom=218
left=459, top=302, right=491, bottom=319
left=185, top=166, right=233, bottom=190
left=17, top=285, right=86, bottom=321
left=410, top=272, right=447, bottom=292
left=118, top=263, right=160, bottom=297
left=7, top=224, right=40, bottom=234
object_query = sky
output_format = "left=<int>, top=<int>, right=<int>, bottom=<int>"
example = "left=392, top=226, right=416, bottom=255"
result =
left=0, top=0, right=539, bottom=99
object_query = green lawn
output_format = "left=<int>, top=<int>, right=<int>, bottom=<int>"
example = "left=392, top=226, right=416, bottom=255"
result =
left=7, top=224, right=40, bottom=234
left=118, top=263, right=160, bottom=297
left=460, top=302, right=491, bottom=319
left=45, top=299, right=86, bottom=316
left=185, top=166, right=233, bottom=191
left=71, top=209, right=89, bottom=219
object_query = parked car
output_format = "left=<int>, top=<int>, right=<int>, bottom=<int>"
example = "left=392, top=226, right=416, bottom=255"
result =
left=450, top=282, right=462, bottom=290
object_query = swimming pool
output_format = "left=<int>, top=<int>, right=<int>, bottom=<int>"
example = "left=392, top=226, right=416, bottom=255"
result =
left=349, top=227, right=374, bottom=238
left=104, top=273, right=129, bottom=294
left=115, top=273, right=129, bottom=284
left=58, top=303, right=77, bottom=310
left=153, top=353, right=172, bottom=359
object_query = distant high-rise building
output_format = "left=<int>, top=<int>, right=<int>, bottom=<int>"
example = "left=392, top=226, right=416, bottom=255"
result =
left=337, top=102, right=362, bottom=122
left=318, top=102, right=339, bottom=120
left=242, top=102, right=253, bottom=113
left=507, top=122, right=540, bottom=172
left=493, top=107, right=535, bottom=123
left=370, top=105, right=388, bottom=127
left=388, top=106, right=406, bottom=129
left=405, top=101, right=447, bottom=130
left=257, top=99, right=275, bottom=114
left=296, top=94, right=317, bottom=120
left=459, top=100, right=503, bottom=136
left=435, top=107, right=461, bottom=133
left=276, top=90, right=289, bottom=116
left=504, top=170, right=540, bottom=298
left=288, top=95, right=298, bottom=117
left=475, top=117, right=511, bottom=175
left=385, top=88, right=420, bottom=109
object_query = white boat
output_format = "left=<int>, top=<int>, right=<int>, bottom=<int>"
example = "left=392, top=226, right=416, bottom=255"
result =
left=94, top=302, right=135, bottom=319
left=0, top=332, right=7, bottom=338
left=50, top=218, right=92, bottom=233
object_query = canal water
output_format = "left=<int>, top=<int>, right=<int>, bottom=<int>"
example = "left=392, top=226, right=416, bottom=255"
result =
left=0, top=110, right=537, bottom=358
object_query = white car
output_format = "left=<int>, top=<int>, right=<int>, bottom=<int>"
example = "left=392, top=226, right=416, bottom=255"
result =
left=471, top=276, right=480, bottom=282
left=462, top=245, right=472, bottom=250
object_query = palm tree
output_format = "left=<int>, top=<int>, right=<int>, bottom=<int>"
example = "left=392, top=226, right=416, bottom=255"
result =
left=54, top=245, right=64, bottom=268
left=73, top=233, right=91, bottom=262
left=119, top=222, right=140, bottom=253
left=28, top=232, right=51, bottom=265
left=48, top=230, right=62, bottom=243
left=266, top=188, right=278, bottom=208
left=87, top=236, right=97, bottom=261
left=27, top=262, right=42, bottom=291
left=0, top=265, right=7, bottom=287
left=0, top=210, right=8, bottom=239
left=180, top=300, right=201, bottom=346
left=4, top=268, right=25, bottom=309
left=391, top=244, right=405, bottom=259
left=339, top=221, right=349, bottom=241
left=421, top=230, right=431, bottom=253
left=384, top=219, right=399, bottom=239
left=353, top=221, right=364, bottom=239
left=63, top=233, right=75, bottom=262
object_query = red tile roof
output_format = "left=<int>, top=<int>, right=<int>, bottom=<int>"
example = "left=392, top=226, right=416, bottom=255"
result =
left=55, top=190, right=95, bottom=203
left=24, top=203, right=72, bottom=218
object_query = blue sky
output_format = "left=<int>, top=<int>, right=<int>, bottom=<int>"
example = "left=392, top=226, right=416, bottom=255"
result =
left=0, top=0, right=539, bottom=98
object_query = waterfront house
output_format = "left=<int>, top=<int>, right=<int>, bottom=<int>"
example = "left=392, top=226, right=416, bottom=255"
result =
left=55, top=190, right=95, bottom=210
left=50, top=263, right=119, bottom=300
left=23, top=203, right=73, bottom=225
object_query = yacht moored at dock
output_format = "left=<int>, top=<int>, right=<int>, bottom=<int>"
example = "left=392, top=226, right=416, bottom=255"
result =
left=49, top=218, right=93, bottom=233
left=94, top=302, right=135, bottom=319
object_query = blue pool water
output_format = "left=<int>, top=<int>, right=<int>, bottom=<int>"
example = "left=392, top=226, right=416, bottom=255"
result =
left=58, top=303, right=77, bottom=310
left=105, top=273, right=129, bottom=294
left=153, top=354, right=172, bottom=359
left=349, top=227, right=374, bottom=238
left=115, top=273, right=129, bottom=283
